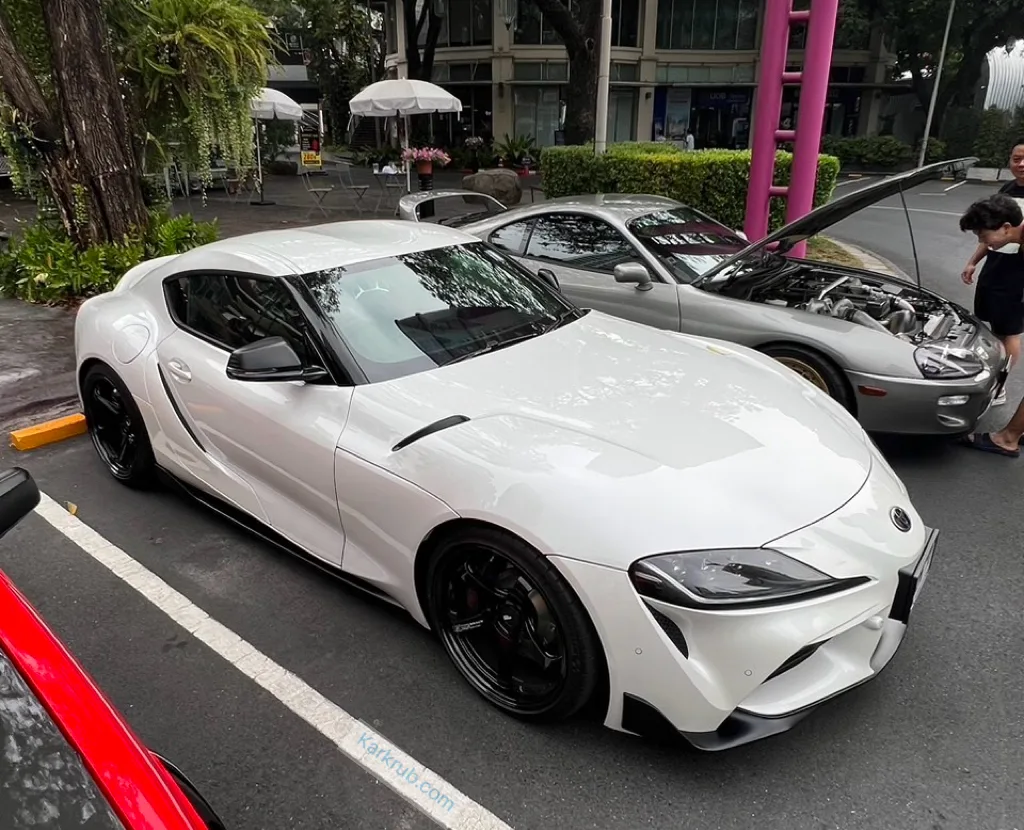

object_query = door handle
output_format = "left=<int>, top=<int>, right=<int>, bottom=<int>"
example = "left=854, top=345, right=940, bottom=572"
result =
left=166, top=359, right=192, bottom=383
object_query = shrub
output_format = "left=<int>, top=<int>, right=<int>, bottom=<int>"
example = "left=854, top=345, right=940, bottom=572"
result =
left=819, top=135, right=917, bottom=169
left=0, top=211, right=218, bottom=304
left=540, top=142, right=840, bottom=232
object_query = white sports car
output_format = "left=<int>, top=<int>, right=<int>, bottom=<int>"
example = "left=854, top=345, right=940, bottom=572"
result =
left=73, top=219, right=937, bottom=750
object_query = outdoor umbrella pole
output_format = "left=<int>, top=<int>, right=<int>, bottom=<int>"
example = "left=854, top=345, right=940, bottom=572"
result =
left=250, top=118, right=276, bottom=206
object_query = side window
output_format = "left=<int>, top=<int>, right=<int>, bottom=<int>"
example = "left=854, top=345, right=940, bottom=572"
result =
left=488, top=220, right=532, bottom=255
left=524, top=215, right=640, bottom=274
left=166, top=273, right=313, bottom=364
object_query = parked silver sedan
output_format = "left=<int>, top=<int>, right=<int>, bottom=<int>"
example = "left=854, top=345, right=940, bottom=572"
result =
left=397, top=158, right=1004, bottom=436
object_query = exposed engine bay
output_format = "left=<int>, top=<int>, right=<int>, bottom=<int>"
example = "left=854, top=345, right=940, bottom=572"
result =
left=745, top=268, right=971, bottom=345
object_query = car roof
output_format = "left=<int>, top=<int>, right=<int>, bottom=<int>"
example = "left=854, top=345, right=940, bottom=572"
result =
left=534, top=193, right=685, bottom=222
left=163, top=219, right=479, bottom=279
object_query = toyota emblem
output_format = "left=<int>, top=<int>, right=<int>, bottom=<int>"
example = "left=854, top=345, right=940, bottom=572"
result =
left=890, top=507, right=912, bottom=532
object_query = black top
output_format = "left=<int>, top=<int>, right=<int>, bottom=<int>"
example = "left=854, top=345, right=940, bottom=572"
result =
left=977, top=180, right=1024, bottom=298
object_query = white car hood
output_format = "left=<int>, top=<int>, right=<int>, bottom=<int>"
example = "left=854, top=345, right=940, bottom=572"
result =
left=342, top=312, right=875, bottom=568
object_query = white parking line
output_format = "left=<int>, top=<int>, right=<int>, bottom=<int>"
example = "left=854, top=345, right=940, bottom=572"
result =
left=867, top=205, right=962, bottom=217
left=32, top=491, right=513, bottom=830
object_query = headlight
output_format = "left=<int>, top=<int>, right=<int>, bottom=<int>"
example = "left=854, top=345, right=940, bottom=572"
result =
left=914, top=343, right=983, bottom=379
left=628, top=549, right=868, bottom=609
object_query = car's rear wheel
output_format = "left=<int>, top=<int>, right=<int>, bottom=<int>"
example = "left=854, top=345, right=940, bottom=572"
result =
left=425, top=525, right=602, bottom=722
left=760, top=344, right=853, bottom=411
left=82, top=363, right=157, bottom=488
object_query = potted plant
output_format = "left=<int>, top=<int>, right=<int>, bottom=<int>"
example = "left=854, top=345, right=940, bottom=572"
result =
left=495, top=134, right=537, bottom=175
left=464, top=136, right=485, bottom=172
left=401, top=146, right=451, bottom=176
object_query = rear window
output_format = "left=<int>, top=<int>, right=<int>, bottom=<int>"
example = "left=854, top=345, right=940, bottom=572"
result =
left=0, top=645, right=127, bottom=830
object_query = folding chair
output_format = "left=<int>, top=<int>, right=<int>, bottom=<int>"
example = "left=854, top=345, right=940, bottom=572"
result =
left=335, top=162, right=370, bottom=215
left=302, top=171, right=334, bottom=218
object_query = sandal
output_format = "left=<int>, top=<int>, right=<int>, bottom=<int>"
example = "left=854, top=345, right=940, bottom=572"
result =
left=958, top=432, right=1020, bottom=458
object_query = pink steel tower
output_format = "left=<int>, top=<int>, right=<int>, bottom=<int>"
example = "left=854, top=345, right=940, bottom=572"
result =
left=744, top=0, right=840, bottom=259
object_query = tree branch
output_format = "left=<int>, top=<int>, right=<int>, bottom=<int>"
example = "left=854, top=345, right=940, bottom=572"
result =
left=0, top=8, right=59, bottom=145
left=529, top=0, right=588, bottom=55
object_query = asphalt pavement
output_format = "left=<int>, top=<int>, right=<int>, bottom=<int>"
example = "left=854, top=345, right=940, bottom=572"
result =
left=829, top=177, right=997, bottom=310
left=4, top=402, right=1024, bottom=830
left=4, top=175, right=1024, bottom=830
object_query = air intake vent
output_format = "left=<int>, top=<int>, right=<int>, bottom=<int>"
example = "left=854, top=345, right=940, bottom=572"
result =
left=645, top=603, right=688, bottom=658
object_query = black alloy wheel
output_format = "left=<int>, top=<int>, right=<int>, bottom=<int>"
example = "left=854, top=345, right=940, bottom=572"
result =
left=82, top=363, right=156, bottom=488
left=426, top=526, right=602, bottom=722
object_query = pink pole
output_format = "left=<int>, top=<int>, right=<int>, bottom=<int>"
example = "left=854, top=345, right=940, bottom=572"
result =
left=743, top=0, right=791, bottom=242
left=786, top=0, right=839, bottom=259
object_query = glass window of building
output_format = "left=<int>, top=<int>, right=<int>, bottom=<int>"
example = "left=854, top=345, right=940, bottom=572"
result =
left=513, top=86, right=562, bottom=145
left=612, top=0, right=640, bottom=48
left=513, top=0, right=568, bottom=44
left=655, top=0, right=759, bottom=50
left=419, top=0, right=493, bottom=46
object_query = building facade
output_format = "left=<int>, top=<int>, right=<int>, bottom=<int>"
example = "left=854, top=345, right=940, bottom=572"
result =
left=379, top=0, right=908, bottom=150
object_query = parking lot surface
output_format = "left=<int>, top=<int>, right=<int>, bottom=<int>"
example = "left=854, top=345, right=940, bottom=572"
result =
left=4, top=176, right=1024, bottom=830
left=4, top=394, right=1024, bottom=830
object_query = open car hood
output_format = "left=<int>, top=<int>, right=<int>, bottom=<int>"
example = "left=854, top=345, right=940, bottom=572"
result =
left=695, top=156, right=978, bottom=285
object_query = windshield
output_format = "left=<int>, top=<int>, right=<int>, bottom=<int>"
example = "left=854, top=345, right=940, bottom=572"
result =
left=0, top=645, right=126, bottom=830
left=303, top=240, right=583, bottom=382
left=628, top=207, right=755, bottom=283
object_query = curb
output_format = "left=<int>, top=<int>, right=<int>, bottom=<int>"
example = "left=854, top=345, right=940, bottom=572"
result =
left=9, top=413, right=87, bottom=451
left=827, top=237, right=909, bottom=281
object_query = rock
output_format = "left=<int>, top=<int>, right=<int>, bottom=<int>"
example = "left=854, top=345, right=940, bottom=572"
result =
left=461, top=168, right=523, bottom=206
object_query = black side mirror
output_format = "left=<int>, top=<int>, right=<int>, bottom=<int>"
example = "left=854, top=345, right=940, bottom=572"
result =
left=0, top=467, right=41, bottom=541
left=226, top=336, right=328, bottom=383
left=537, top=268, right=559, bottom=291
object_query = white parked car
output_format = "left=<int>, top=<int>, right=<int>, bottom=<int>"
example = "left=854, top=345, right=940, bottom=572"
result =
left=74, top=219, right=937, bottom=750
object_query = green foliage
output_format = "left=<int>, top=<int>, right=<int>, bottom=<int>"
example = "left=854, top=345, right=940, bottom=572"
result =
left=819, top=135, right=917, bottom=168
left=847, top=0, right=1018, bottom=130
left=108, top=0, right=276, bottom=186
left=251, top=0, right=379, bottom=140
left=963, top=106, right=1024, bottom=168
left=0, top=212, right=218, bottom=304
left=539, top=143, right=840, bottom=233
left=940, top=106, right=982, bottom=159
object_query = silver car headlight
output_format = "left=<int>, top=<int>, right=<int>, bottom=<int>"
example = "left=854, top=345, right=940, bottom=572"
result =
left=628, top=549, right=869, bottom=609
left=914, top=343, right=983, bottom=379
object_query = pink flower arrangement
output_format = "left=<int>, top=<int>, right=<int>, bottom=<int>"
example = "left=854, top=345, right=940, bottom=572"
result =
left=401, top=146, right=451, bottom=166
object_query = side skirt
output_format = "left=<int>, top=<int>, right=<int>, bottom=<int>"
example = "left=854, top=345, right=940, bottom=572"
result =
left=154, top=465, right=407, bottom=613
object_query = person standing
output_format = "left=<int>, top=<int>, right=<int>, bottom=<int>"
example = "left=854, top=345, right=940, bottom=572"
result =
left=960, top=140, right=1024, bottom=404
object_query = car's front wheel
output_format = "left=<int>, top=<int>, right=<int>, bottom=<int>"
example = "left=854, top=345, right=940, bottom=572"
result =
left=81, top=362, right=157, bottom=489
left=760, top=344, right=853, bottom=411
left=425, top=525, right=603, bottom=722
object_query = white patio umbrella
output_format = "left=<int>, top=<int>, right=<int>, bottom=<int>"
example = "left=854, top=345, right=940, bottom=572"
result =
left=249, top=87, right=305, bottom=205
left=349, top=79, right=463, bottom=191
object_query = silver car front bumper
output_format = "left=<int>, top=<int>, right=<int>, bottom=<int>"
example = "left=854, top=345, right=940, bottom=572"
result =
left=847, top=360, right=1008, bottom=435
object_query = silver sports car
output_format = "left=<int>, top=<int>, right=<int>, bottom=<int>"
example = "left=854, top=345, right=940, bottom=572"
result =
left=397, top=158, right=1004, bottom=436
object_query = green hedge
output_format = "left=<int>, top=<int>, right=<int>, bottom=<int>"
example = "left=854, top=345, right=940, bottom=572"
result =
left=539, top=143, right=841, bottom=232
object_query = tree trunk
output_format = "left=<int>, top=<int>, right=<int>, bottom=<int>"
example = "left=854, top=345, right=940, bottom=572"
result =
left=529, top=0, right=602, bottom=144
left=42, top=0, right=148, bottom=246
left=564, top=51, right=598, bottom=145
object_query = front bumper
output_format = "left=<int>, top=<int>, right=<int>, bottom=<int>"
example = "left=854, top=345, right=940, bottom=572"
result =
left=847, top=356, right=1009, bottom=436
left=678, top=527, right=937, bottom=750
left=549, top=470, right=937, bottom=751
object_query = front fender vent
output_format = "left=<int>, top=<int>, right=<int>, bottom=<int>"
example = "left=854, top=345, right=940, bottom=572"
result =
left=644, top=602, right=689, bottom=658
